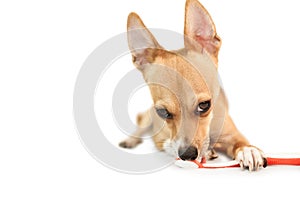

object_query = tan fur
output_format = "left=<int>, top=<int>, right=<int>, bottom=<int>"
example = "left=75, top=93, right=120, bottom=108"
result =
left=120, top=0, right=266, bottom=171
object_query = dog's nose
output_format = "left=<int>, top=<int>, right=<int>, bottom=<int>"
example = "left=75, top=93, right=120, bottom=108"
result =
left=178, top=146, right=198, bottom=161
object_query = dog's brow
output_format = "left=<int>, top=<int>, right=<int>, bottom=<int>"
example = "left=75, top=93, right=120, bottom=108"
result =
left=155, top=99, right=176, bottom=112
left=196, top=93, right=211, bottom=102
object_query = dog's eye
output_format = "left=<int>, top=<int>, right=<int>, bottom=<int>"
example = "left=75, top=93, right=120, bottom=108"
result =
left=195, top=100, right=211, bottom=115
left=156, top=108, right=173, bottom=119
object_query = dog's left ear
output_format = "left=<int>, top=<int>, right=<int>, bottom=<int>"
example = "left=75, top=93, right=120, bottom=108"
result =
left=184, top=0, right=221, bottom=59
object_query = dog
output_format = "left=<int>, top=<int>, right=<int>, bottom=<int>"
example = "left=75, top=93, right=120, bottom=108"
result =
left=119, top=0, right=266, bottom=171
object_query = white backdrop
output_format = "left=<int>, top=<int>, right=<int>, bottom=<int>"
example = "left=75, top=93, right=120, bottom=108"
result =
left=1, top=0, right=300, bottom=199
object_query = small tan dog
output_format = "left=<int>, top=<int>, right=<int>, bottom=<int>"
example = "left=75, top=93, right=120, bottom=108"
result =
left=120, top=0, right=266, bottom=171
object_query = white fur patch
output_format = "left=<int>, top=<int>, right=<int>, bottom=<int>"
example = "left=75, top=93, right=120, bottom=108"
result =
left=162, top=139, right=178, bottom=157
left=236, top=146, right=265, bottom=171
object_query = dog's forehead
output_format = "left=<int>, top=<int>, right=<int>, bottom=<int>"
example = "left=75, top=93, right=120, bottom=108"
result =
left=177, top=49, right=220, bottom=96
left=142, top=49, right=220, bottom=104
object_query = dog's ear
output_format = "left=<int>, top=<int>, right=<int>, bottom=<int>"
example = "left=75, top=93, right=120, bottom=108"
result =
left=184, top=0, right=221, bottom=59
left=127, top=12, right=162, bottom=68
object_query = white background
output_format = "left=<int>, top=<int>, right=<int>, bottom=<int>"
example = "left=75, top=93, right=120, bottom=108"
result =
left=1, top=0, right=300, bottom=199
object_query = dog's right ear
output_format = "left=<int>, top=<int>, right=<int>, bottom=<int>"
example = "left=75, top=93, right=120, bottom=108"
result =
left=127, top=12, right=161, bottom=68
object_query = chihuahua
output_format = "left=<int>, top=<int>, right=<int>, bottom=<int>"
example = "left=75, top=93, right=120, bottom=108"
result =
left=119, top=0, right=266, bottom=171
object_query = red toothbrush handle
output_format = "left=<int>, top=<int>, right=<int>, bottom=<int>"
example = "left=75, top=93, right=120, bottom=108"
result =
left=266, top=157, right=300, bottom=166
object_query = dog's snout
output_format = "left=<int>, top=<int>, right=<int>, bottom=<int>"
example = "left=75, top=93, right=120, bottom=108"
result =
left=178, top=146, right=198, bottom=161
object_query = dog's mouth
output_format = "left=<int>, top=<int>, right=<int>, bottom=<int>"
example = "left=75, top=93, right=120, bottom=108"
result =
left=177, top=141, right=210, bottom=161
left=166, top=137, right=210, bottom=161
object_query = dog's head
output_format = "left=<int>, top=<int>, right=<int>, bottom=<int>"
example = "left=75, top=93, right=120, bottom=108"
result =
left=127, top=0, right=222, bottom=160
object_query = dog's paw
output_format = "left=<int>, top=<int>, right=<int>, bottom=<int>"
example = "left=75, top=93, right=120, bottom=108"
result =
left=207, top=148, right=218, bottom=160
left=235, top=146, right=267, bottom=171
left=119, top=137, right=142, bottom=149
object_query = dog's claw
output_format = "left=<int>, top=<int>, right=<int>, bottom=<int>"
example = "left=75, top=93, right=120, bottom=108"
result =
left=239, top=161, right=244, bottom=170
left=119, top=138, right=142, bottom=149
left=119, top=141, right=129, bottom=148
